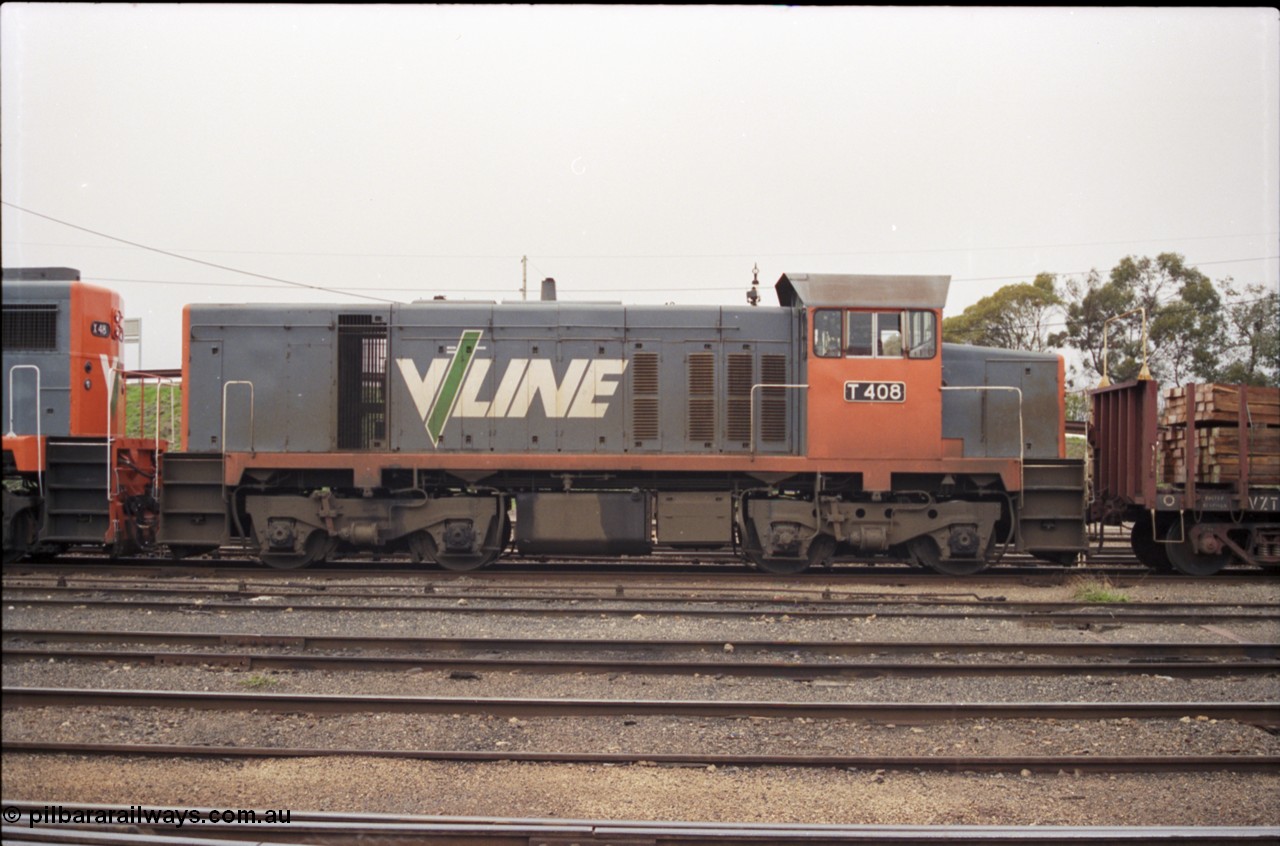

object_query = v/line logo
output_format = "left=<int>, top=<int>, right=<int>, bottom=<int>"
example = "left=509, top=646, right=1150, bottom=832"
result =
left=396, top=330, right=629, bottom=444
left=100, top=353, right=122, bottom=416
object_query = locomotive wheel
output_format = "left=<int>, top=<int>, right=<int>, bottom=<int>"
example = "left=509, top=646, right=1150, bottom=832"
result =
left=1130, top=520, right=1173, bottom=572
left=1164, top=522, right=1231, bottom=577
left=259, top=531, right=332, bottom=570
left=406, top=531, right=436, bottom=565
left=436, top=546, right=500, bottom=572
left=430, top=514, right=510, bottom=572
left=3, top=510, right=36, bottom=564
left=908, top=535, right=990, bottom=576
left=744, top=549, right=807, bottom=574
left=745, top=534, right=836, bottom=575
left=259, top=551, right=314, bottom=570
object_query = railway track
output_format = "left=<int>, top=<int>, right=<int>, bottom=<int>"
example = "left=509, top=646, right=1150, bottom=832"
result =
left=3, top=593, right=1275, bottom=626
left=5, top=575, right=1278, bottom=608
left=4, top=566, right=1277, bottom=831
left=5, top=549, right=1270, bottom=582
left=4, top=629, right=1277, bottom=678
left=8, top=739, right=1280, bottom=775
left=3, top=804, right=1275, bottom=845
left=8, top=686, right=1280, bottom=725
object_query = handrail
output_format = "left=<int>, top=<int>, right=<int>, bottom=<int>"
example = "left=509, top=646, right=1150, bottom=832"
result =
left=6, top=365, right=44, bottom=498
left=939, top=385, right=1024, bottom=501
left=221, top=381, right=255, bottom=454
left=749, top=383, right=807, bottom=458
left=105, top=356, right=124, bottom=504
left=151, top=376, right=176, bottom=499
left=132, top=373, right=178, bottom=447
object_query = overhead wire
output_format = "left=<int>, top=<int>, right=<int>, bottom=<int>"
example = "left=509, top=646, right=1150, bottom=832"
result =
left=4, top=200, right=1276, bottom=296
left=1, top=201, right=401, bottom=304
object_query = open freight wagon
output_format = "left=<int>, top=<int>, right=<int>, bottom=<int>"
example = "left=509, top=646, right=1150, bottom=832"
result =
left=1090, top=380, right=1280, bottom=575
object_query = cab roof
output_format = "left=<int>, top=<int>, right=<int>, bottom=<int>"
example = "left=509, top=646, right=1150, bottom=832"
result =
left=775, top=273, right=950, bottom=309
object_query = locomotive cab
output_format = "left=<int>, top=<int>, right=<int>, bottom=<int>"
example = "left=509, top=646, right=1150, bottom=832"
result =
left=777, top=273, right=946, bottom=462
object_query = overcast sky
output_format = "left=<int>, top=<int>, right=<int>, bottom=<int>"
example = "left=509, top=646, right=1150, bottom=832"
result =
left=3, top=5, right=1277, bottom=370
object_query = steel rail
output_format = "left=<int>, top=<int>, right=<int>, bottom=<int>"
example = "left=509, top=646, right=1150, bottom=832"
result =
left=4, top=594, right=1275, bottom=624
left=5, top=823, right=1278, bottom=846
left=5, top=646, right=1276, bottom=680
left=5, top=559, right=1269, bottom=585
left=5, top=581, right=1278, bottom=614
left=1, top=805, right=1276, bottom=845
left=5, top=740, right=1279, bottom=774
left=0, top=577, right=1039, bottom=602
left=6, top=628, right=1277, bottom=660
left=5, top=688, right=1278, bottom=726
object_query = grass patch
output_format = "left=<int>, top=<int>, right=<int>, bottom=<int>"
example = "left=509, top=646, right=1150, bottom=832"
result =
left=124, top=383, right=182, bottom=441
left=1072, top=578, right=1130, bottom=604
left=238, top=673, right=280, bottom=689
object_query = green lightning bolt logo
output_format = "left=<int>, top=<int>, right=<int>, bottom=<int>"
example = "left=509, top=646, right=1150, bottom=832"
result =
left=424, top=330, right=482, bottom=444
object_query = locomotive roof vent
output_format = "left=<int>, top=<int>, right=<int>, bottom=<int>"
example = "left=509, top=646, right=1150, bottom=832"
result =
left=2, top=267, right=81, bottom=281
left=541, top=277, right=557, bottom=301
left=410, top=297, right=498, bottom=304
left=775, top=273, right=950, bottom=310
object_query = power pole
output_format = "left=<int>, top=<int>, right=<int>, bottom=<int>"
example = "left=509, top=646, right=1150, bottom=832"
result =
left=521, top=255, right=528, bottom=301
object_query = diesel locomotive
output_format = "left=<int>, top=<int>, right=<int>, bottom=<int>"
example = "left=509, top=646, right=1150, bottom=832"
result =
left=2, top=267, right=162, bottom=561
left=3, top=266, right=1090, bottom=573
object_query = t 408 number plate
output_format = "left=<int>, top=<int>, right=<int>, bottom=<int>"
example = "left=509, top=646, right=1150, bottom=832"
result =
left=844, top=381, right=906, bottom=402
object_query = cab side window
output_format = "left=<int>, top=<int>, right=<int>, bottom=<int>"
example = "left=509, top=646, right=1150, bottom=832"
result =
left=845, top=312, right=873, bottom=356
left=876, top=311, right=902, bottom=356
left=815, top=308, right=938, bottom=359
left=814, top=309, right=842, bottom=358
left=906, top=310, right=937, bottom=359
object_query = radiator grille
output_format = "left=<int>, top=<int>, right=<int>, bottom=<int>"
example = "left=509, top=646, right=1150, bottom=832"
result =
left=2, top=304, right=58, bottom=351
left=631, top=352, right=659, bottom=441
left=633, top=398, right=659, bottom=441
left=687, top=353, right=716, bottom=444
left=726, top=353, right=754, bottom=443
left=760, top=354, right=788, bottom=443
left=632, top=353, right=659, bottom=394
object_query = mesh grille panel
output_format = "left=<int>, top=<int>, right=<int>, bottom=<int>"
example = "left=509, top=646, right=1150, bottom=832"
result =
left=726, top=353, right=754, bottom=442
left=2, top=304, right=58, bottom=351
left=688, top=353, right=716, bottom=444
left=761, top=354, right=788, bottom=443
left=631, top=352, right=659, bottom=441
left=632, top=353, right=659, bottom=394
left=337, top=315, right=388, bottom=450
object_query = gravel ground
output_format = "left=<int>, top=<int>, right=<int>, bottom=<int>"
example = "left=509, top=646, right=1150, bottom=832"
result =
left=6, top=705, right=1278, bottom=759
left=3, top=755, right=1277, bottom=827
left=4, top=573, right=1279, bottom=827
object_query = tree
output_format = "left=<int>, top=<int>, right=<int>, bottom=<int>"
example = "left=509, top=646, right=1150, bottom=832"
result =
left=1062, top=267, right=1131, bottom=380
left=1214, top=280, right=1280, bottom=386
left=942, top=273, right=1066, bottom=352
left=1148, top=270, right=1224, bottom=385
left=1062, top=253, right=1225, bottom=385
